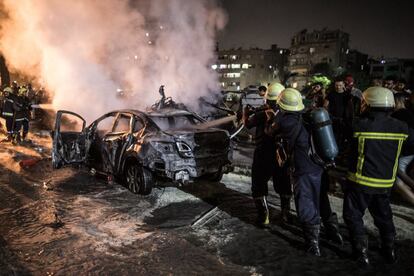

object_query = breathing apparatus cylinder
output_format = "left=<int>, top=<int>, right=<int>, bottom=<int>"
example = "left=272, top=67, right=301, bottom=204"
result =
left=309, top=108, right=338, bottom=164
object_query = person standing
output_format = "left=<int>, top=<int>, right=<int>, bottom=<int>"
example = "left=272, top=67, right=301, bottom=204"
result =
left=343, top=87, right=414, bottom=265
left=14, top=87, right=31, bottom=143
left=303, top=82, right=343, bottom=245
left=271, top=88, right=324, bottom=256
left=243, top=82, right=292, bottom=227
left=1, top=87, right=17, bottom=142
left=325, top=78, right=358, bottom=151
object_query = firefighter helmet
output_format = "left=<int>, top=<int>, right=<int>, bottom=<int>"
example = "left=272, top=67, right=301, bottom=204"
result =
left=3, top=87, right=12, bottom=94
left=362, top=87, right=395, bottom=108
left=277, top=88, right=304, bottom=112
left=265, top=82, right=285, bottom=100
left=18, top=87, right=27, bottom=96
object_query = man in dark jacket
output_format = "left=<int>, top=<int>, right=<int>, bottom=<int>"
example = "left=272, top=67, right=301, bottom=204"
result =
left=243, top=82, right=292, bottom=227
left=271, top=88, right=324, bottom=256
left=344, top=87, right=414, bottom=265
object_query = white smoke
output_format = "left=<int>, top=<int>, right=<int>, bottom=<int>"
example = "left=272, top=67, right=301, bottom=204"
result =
left=0, top=0, right=227, bottom=121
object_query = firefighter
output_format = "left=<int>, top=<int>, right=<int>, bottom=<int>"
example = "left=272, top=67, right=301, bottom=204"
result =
left=1, top=87, right=16, bottom=141
left=303, top=83, right=343, bottom=244
left=14, top=87, right=31, bottom=143
left=343, top=87, right=414, bottom=265
left=271, top=88, right=324, bottom=256
left=243, top=82, right=291, bottom=227
left=11, top=81, right=19, bottom=95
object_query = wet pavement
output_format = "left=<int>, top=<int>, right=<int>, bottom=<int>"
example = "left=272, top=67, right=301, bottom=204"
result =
left=1, top=137, right=414, bottom=275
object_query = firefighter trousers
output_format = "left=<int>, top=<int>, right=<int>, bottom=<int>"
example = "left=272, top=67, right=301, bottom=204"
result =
left=251, top=146, right=292, bottom=198
left=343, top=185, right=396, bottom=242
left=320, top=170, right=338, bottom=225
left=4, top=115, right=14, bottom=135
left=293, top=170, right=323, bottom=225
left=14, top=118, right=29, bottom=137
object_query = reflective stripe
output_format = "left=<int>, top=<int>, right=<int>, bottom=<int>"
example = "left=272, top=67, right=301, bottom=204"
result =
left=349, top=131, right=407, bottom=188
left=347, top=173, right=395, bottom=188
left=15, top=118, right=25, bottom=121
left=2, top=112, right=13, bottom=116
left=356, top=137, right=365, bottom=176
left=354, top=132, right=408, bottom=139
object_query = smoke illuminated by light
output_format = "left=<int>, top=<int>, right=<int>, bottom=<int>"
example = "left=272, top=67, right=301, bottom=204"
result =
left=0, top=0, right=227, bottom=121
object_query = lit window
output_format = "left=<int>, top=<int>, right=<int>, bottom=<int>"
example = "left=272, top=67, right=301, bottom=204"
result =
left=224, top=73, right=241, bottom=78
left=242, top=64, right=249, bottom=69
left=237, top=85, right=240, bottom=91
left=230, top=55, right=238, bottom=60
left=231, top=64, right=241, bottom=69
left=269, top=65, right=273, bottom=69
left=220, top=64, right=227, bottom=69
left=279, top=50, right=283, bottom=54
left=211, top=64, right=218, bottom=70
left=346, top=49, right=350, bottom=54
left=309, top=47, right=315, bottom=54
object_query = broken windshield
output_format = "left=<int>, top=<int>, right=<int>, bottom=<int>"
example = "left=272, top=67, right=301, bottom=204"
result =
left=150, top=115, right=202, bottom=131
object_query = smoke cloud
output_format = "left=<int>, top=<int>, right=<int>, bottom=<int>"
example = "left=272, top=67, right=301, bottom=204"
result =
left=0, top=0, right=227, bottom=121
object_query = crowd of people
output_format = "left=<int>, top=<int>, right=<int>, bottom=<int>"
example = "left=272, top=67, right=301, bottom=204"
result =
left=243, top=75, right=414, bottom=266
left=0, top=81, right=44, bottom=144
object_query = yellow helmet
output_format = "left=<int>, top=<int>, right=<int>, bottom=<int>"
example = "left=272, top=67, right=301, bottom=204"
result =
left=18, top=87, right=27, bottom=96
left=3, top=87, right=12, bottom=94
left=362, top=87, right=395, bottom=108
left=277, top=88, right=305, bottom=112
left=265, top=82, right=285, bottom=100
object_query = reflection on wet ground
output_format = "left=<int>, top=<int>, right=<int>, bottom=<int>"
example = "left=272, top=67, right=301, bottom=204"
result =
left=1, top=141, right=414, bottom=275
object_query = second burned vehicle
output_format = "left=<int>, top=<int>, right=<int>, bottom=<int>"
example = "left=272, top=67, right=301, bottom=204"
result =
left=52, top=107, right=233, bottom=195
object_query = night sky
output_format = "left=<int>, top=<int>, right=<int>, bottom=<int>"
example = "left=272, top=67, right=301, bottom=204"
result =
left=218, top=0, right=414, bottom=58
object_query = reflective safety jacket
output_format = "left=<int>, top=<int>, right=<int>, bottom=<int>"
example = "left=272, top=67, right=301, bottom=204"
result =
left=347, top=110, right=414, bottom=193
left=1, top=94, right=16, bottom=117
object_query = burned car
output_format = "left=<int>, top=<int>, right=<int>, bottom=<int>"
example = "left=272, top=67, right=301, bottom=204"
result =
left=52, top=108, right=233, bottom=195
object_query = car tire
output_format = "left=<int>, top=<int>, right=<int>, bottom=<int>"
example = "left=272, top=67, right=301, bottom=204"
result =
left=207, top=167, right=224, bottom=183
left=125, top=162, right=153, bottom=195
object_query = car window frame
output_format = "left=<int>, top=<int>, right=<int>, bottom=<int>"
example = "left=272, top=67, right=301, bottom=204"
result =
left=111, top=112, right=133, bottom=135
left=91, top=112, right=118, bottom=138
left=132, top=115, right=146, bottom=133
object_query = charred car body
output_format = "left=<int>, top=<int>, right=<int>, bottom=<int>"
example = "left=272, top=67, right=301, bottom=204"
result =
left=52, top=108, right=233, bottom=195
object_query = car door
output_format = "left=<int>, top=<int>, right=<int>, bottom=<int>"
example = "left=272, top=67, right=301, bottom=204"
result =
left=52, top=110, right=89, bottom=169
left=87, top=113, right=118, bottom=172
left=101, top=112, right=134, bottom=174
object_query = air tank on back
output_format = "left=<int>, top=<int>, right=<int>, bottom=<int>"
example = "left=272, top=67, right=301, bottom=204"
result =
left=309, top=108, right=338, bottom=164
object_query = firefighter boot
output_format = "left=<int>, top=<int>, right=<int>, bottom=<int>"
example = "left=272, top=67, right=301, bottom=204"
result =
left=253, top=196, right=270, bottom=227
left=381, top=236, right=397, bottom=264
left=352, top=237, right=370, bottom=266
left=6, top=133, right=13, bottom=142
left=14, top=133, right=21, bottom=144
left=303, top=224, right=321, bottom=256
left=323, top=213, right=343, bottom=245
left=280, top=195, right=292, bottom=223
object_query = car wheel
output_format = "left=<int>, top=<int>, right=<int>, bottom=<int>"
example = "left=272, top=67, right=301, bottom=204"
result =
left=207, top=167, right=224, bottom=183
left=125, top=163, right=153, bottom=195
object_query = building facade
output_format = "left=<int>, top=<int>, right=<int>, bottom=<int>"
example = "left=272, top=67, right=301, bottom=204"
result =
left=370, top=58, right=414, bottom=86
left=213, top=45, right=289, bottom=91
left=288, top=29, right=350, bottom=88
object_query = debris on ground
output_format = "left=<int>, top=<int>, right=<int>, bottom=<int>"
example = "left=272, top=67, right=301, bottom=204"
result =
left=19, top=158, right=42, bottom=169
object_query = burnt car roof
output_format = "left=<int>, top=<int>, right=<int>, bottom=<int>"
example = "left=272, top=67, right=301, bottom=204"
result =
left=146, top=108, right=193, bottom=117
left=107, top=108, right=193, bottom=117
